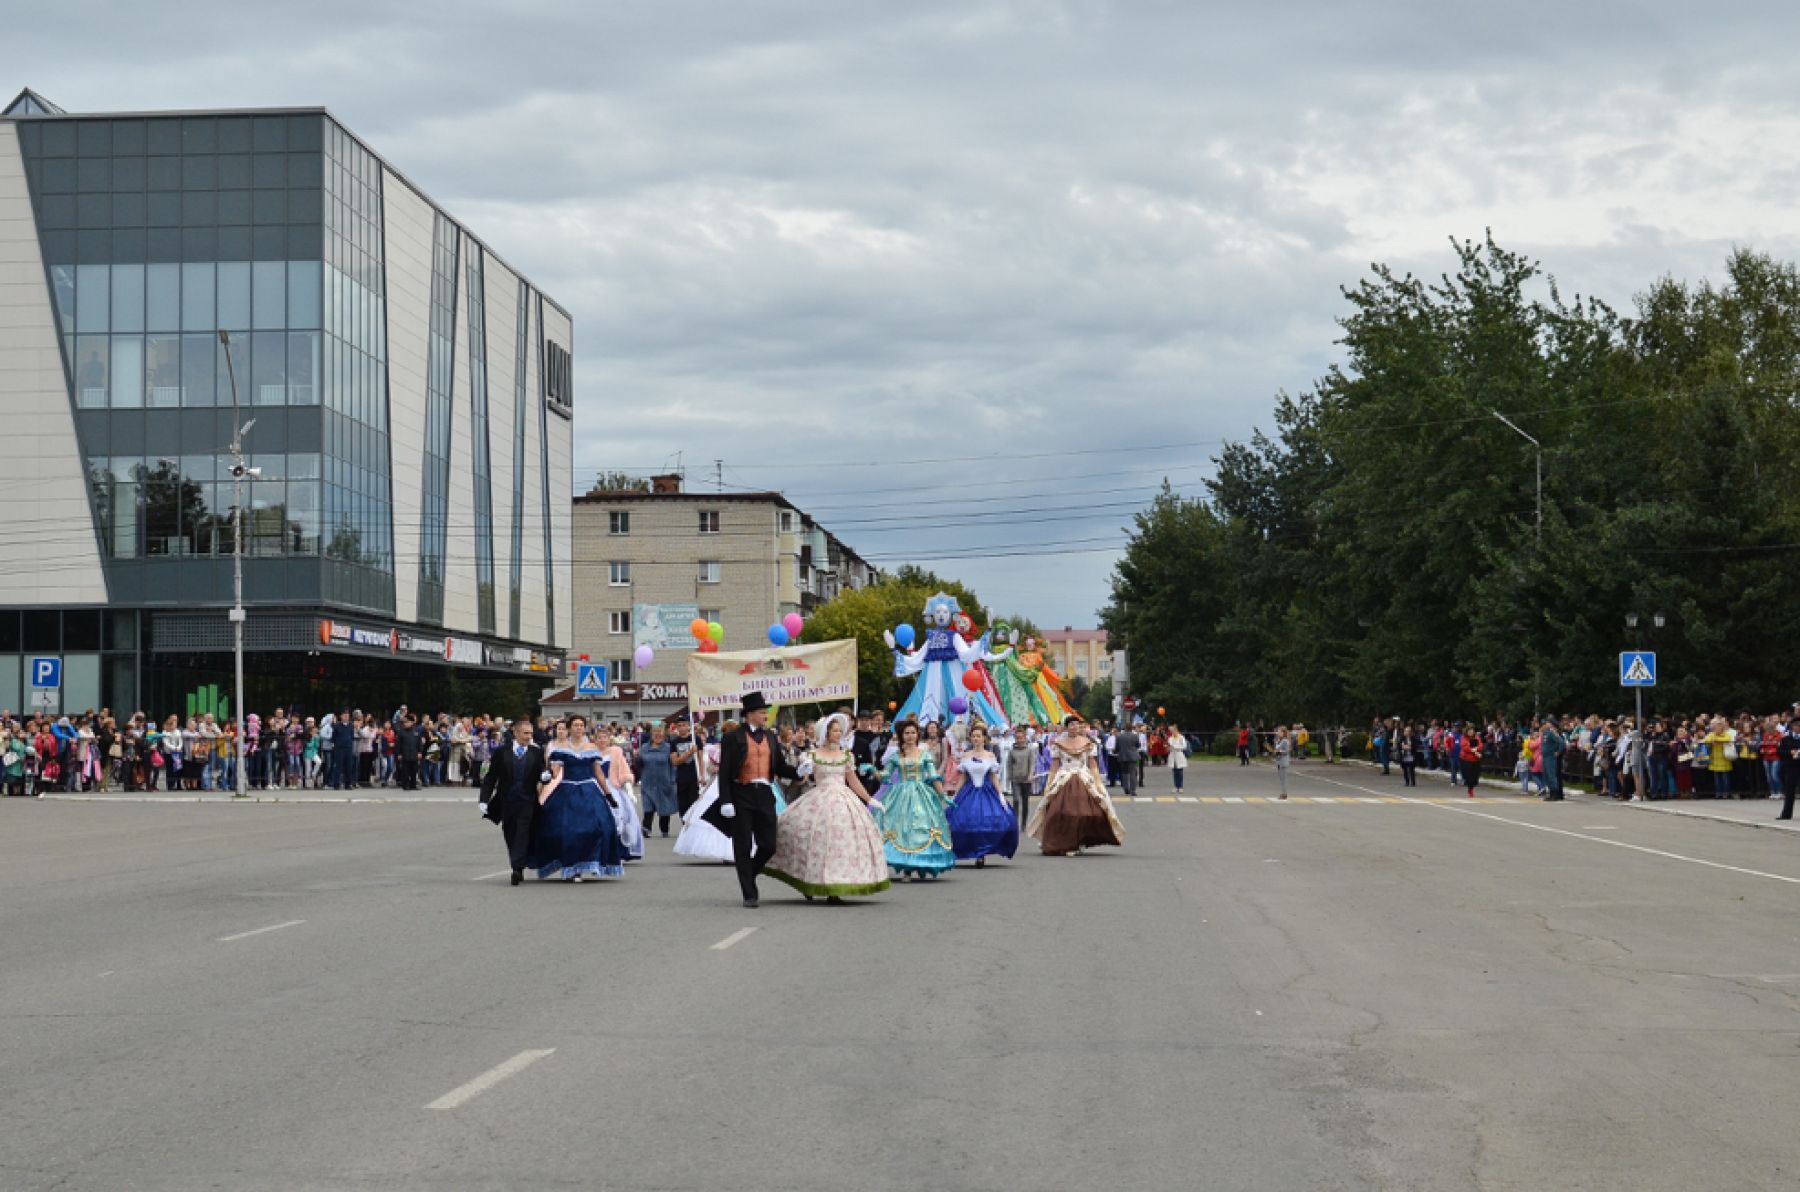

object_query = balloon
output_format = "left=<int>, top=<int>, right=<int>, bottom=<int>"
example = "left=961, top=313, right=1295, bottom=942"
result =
left=707, top=621, right=724, bottom=644
left=948, top=696, right=969, bottom=716
left=1157, top=706, right=1166, bottom=716
left=698, top=640, right=718, bottom=654
left=690, top=618, right=708, bottom=640
left=894, top=623, right=916, bottom=649
left=782, top=612, right=804, bottom=638
left=634, top=645, right=655, bottom=669
left=767, top=624, right=789, bottom=647
left=887, top=701, right=897, bottom=710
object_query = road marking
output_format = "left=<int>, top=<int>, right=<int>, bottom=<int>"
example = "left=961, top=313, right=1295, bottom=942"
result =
left=1177, top=796, right=1197, bottom=803
left=98, top=971, right=114, bottom=978
left=425, top=1049, right=555, bottom=1110
left=711, top=926, right=760, bottom=951
left=1290, top=771, right=1800, bottom=887
left=1244, top=796, right=1269, bottom=803
left=1223, top=796, right=1245, bottom=804
left=1310, top=797, right=1338, bottom=804
left=1200, top=796, right=1222, bottom=803
left=471, top=870, right=512, bottom=881
left=217, top=919, right=306, bottom=943
left=1357, top=797, right=1383, bottom=804
left=1582, top=826, right=1619, bottom=831
left=1156, top=796, right=1176, bottom=804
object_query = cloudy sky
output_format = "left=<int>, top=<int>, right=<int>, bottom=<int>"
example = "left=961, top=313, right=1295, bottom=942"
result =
left=11, top=1, right=1800, bottom=629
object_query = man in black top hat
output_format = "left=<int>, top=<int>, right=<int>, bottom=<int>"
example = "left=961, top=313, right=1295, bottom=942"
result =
left=707, top=691, right=800, bottom=907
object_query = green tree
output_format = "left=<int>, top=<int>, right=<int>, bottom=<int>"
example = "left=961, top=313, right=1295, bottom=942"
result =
left=589, top=471, right=652, bottom=493
left=1079, top=678, right=1113, bottom=723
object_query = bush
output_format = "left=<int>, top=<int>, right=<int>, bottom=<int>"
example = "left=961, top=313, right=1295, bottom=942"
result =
left=1209, top=733, right=1239, bottom=757
left=1339, top=731, right=1370, bottom=758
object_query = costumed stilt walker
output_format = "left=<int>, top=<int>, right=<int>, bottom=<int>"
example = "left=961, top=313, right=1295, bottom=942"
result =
left=527, top=714, right=626, bottom=881
left=712, top=691, right=801, bottom=908
left=886, top=593, right=1008, bottom=728
left=945, top=721, right=1018, bottom=866
left=1027, top=716, right=1124, bottom=857
left=479, top=715, right=547, bottom=886
left=765, top=713, right=891, bottom=903
left=876, top=719, right=956, bottom=880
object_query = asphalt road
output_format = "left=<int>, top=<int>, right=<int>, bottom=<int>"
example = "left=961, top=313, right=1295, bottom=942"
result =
left=3, top=760, right=1797, bottom=1191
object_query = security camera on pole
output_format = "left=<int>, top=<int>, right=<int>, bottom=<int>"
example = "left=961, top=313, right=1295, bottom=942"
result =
left=219, top=330, right=259, bottom=799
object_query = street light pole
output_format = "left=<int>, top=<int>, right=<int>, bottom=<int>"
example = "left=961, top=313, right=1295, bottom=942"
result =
left=1493, top=410, right=1544, bottom=718
left=219, top=330, right=256, bottom=799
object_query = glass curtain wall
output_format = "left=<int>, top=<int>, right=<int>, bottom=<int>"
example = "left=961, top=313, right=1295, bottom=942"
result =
left=415, top=212, right=459, bottom=625
left=463, top=235, right=497, bottom=634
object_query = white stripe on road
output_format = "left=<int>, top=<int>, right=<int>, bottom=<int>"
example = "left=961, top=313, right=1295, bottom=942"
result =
left=217, top=919, right=305, bottom=943
left=1289, top=771, right=1800, bottom=887
left=1223, top=797, right=1246, bottom=804
left=1582, top=826, right=1619, bottom=831
left=425, top=1049, right=555, bottom=1110
left=1177, top=796, right=1197, bottom=803
left=471, top=870, right=512, bottom=881
left=1310, top=797, right=1338, bottom=804
left=711, top=926, right=760, bottom=951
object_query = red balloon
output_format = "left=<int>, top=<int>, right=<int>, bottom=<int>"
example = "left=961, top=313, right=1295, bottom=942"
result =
left=960, top=669, right=982, bottom=692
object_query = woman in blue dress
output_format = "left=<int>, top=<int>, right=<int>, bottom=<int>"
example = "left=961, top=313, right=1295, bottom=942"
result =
left=945, top=722, right=1018, bottom=866
left=528, top=714, right=625, bottom=881
left=876, top=720, right=956, bottom=881
left=635, top=722, right=678, bottom=838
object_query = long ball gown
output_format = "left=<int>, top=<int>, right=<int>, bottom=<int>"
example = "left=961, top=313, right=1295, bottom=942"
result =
left=876, top=751, right=956, bottom=878
left=893, top=627, right=1009, bottom=727
left=674, top=757, right=787, bottom=863
left=765, top=753, right=892, bottom=899
left=528, top=745, right=626, bottom=880
left=945, top=753, right=1019, bottom=861
left=1026, top=739, right=1124, bottom=856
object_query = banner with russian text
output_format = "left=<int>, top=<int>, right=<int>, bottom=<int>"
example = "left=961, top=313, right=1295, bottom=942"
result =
left=687, top=639, right=858, bottom=712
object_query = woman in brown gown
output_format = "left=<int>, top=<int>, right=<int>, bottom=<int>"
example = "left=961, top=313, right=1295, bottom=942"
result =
left=1027, top=717, right=1124, bottom=855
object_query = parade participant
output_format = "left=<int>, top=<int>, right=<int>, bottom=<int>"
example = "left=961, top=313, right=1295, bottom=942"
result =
left=480, top=715, right=547, bottom=885
left=765, top=713, right=891, bottom=904
left=670, top=714, right=704, bottom=816
left=851, top=709, right=892, bottom=794
left=875, top=719, right=956, bottom=881
left=593, top=725, right=643, bottom=860
left=1027, top=716, right=1124, bottom=856
left=673, top=721, right=738, bottom=864
left=1011, top=637, right=1077, bottom=723
left=945, top=721, right=1018, bottom=867
left=886, top=593, right=1008, bottom=726
left=527, top=714, right=624, bottom=882
left=709, top=692, right=802, bottom=908
left=1004, top=725, right=1037, bottom=822
left=636, top=722, right=678, bottom=838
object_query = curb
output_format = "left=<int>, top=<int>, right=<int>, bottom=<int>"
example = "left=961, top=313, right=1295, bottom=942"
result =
left=1606, top=797, right=1799, bottom=836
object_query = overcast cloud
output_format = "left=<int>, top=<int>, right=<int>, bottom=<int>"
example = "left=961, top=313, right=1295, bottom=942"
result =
left=9, top=1, right=1800, bottom=629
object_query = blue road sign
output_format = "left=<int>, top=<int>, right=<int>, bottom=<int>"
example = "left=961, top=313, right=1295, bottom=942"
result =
left=1619, top=651, right=1656, bottom=688
left=29, top=657, right=61, bottom=688
left=576, top=663, right=608, bottom=697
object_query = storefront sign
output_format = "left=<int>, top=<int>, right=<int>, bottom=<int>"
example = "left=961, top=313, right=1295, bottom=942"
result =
left=444, top=636, right=483, bottom=666
left=319, top=619, right=397, bottom=653
left=688, top=640, right=857, bottom=712
left=397, top=632, right=446, bottom=657
left=564, top=681, right=689, bottom=704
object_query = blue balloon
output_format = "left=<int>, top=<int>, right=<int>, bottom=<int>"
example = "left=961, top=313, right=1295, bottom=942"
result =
left=948, top=696, right=969, bottom=716
left=767, top=624, right=790, bottom=647
left=895, top=623, right=916, bottom=648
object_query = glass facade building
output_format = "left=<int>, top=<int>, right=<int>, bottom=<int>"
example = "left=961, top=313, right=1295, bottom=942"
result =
left=0, top=94, right=575, bottom=716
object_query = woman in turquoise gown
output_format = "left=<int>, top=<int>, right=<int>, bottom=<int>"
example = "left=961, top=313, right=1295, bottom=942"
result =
left=876, top=720, right=956, bottom=880
left=528, top=715, right=625, bottom=881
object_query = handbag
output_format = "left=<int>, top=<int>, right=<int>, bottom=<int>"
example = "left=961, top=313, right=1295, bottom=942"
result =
left=1675, top=752, right=1694, bottom=764
left=1, top=751, right=16, bottom=768
left=1723, top=742, right=1739, bottom=761
left=109, top=742, right=123, bottom=758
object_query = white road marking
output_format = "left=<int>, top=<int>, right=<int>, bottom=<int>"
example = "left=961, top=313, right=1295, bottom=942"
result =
left=1582, top=826, right=1619, bottom=831
left=1357, top=797, right=1383, bottom=804
left=1290, top=771, right=1800, bottom=887
left=1223, top=796, right=1246, bottom=804
left=1177, top=796, right=1197, bottom=803
left=98, top=971, right=114, bottom=978
left=711, top=926, right=760, bottom=951
left=1310, top=797, right=1338, bottom=804
left=425, top=1048, right=555, bottom=1110
left=217, top=919, right=306, bottom=943
left=471, top=870, right=512, bottom=881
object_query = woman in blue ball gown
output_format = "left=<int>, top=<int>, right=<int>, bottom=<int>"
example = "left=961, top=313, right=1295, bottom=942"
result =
left=876, top=720, right=956, bottom=880
left=528, top=714, right=626, bottom=881
left=945, top=721, right=1018, bottom=866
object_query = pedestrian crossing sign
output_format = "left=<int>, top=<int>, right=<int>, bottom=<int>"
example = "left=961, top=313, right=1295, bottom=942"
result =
left=1619, top=651, right=1656, bottom=687
left=576, top=662, right=608, bottom=696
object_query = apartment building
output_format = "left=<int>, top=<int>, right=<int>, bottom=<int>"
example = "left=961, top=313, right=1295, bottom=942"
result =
left=1042, top=627, right=1112, bottom=686
left=565, top=474, right=878, bottom=719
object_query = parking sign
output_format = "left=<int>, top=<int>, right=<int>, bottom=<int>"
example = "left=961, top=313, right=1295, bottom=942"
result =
left=29, top=657, right=61, bottom=688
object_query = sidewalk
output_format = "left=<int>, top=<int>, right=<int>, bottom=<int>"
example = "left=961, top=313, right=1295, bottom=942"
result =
left=40, top=786, right=477, bottom=805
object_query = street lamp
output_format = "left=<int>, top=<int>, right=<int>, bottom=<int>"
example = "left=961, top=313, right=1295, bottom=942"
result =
left=219, top=330, right=258, bottom=798
left=1624, top=610, right=1665, bottom=730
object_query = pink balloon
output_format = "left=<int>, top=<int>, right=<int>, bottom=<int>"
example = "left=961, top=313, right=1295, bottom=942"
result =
left=782, top=612, right=804, bottom=638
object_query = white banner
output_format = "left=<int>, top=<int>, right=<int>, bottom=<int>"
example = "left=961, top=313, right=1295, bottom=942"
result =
left=687, top=639, right=858, bottom=712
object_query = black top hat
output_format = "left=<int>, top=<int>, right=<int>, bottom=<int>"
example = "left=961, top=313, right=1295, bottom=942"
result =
left=740, top=691, right=771, bottom=715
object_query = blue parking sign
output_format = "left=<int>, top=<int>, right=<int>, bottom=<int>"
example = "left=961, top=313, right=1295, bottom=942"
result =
left=29, top=657, right=61, bottom=688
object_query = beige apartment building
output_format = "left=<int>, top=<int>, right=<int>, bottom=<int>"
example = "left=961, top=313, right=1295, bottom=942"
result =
left=1042, top=627, right=1112, bottom=686
left=563, top=474, right=878, bottom=719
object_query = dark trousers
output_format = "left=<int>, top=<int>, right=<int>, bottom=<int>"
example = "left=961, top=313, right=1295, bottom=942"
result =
left=1400, top=760, right=1417, bottom=786
left=676, top=771, right=700, bottom=816
left=730, top=792, right=780, bottom=901
left=333, top=748, right=355, bottom=789
left=1120, top=760, right=1138, bottom=797
left=1780, top=766, right=1797, bottom=820
left=396, top=757, right=419, bottom=791
left=502, top=799, right=537, bottom=871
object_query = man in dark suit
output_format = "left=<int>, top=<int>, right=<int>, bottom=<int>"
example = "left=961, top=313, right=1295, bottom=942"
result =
left=481, top=715, right=546, bottom=886
left=706, top=691, right=799, bottom=908
left=851, top=709, right=892, bottom=797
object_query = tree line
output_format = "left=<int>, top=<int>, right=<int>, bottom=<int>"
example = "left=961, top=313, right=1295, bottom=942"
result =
left=1101, top=235, right=1800, bottom=728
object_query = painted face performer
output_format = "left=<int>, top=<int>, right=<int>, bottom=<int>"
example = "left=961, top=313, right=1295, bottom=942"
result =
left=885, top=593, right=1009, bottom=728
left=763, top=713, right=892, bottom=904
left=1026, top=716, right=1124, bottom=857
